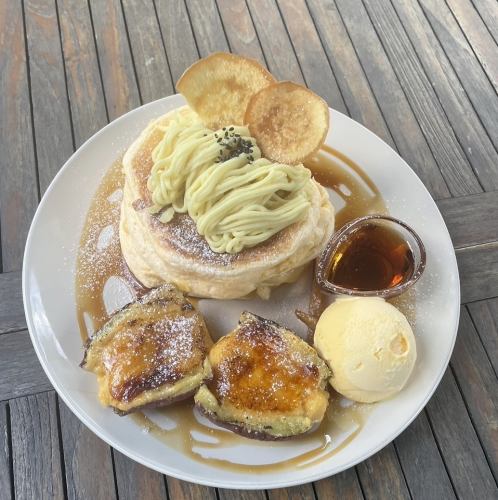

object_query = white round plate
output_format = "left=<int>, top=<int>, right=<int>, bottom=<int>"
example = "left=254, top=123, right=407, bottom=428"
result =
left=23, top=94, right=460, bottom=489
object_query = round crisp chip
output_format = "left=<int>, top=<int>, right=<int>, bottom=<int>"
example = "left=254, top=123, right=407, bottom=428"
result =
left=244, top=81, right=329, bottom=164
left=176, top=52, right=276, bottom=130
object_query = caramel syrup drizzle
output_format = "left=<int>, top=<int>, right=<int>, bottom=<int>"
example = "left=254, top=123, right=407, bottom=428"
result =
left=75, top=147, right=389, bottom=471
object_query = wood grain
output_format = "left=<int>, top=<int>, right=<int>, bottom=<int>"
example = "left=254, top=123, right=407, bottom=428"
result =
left=451, top=308, right=498, bottom=479
left=121, top=0, right=174, bottom=103
left=0, top=271, right=25, bottom=335
left=89, top=0, right=140, bottom=120
left=276, top=0, right=347, bottom=113
left=306, top=0, right=395, bottom=148
left=470, top=0, right=498, bottom=44
left=5, top=0, right=498, bottom=497
left=58, top=0, right=108, bottom=147
left=437, top=191, right=498, bottom=248
left=333, top=0, right=452, bottom=200
left=185, top=0, right=229, bottom=56
left=246, top=0, right=305, bottom=83
left=166, top=476, right=218, bottom=500
left=25, top=0, right=74, bottom=194
left=391, top=0, right=498, bottom=191
left=218, top=489, right=266, bottom=500
left=113, top=449, right=168, bottom=500
left=313, top=468, right=364, bottom=500
left=426, top=369, right=498, bottom=499
left=468, top=298, right=498, bottom=376
left=59, top=399, right=117, bottom=500
left=362, top=0, right=483, bottom=196
left=155, top=0, right=198, bottom=85
left=356, top=444, right=410, bottom=500
left=0, top=331, right=51, bottom=401
left=216, top=0, right=266, bottom=64
left=446, top=0, right=498, bottom=94
left=0, top=0, right=39, bottom=272
left=10, top=392, right=64, bottom=500
left=267, top=484, right=316, bottom=500
left=394, top=412, right=456, bottom=499
left=418, top=0, right=498, bottom=150
left=456, top=242, right=498, bottom=304
left=0, top=402, right=12, bottom=500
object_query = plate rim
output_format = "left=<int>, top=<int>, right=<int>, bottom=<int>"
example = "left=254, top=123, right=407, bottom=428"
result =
left=22, top=94, right=461, bottom=490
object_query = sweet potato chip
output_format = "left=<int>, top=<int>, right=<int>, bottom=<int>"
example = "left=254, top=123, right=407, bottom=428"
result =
left=177, top=52, right=275, bottom=129
left=244, top=82, right=329, bottom=164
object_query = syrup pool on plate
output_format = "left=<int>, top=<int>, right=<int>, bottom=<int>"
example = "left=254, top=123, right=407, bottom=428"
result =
left=75, top=146, right=397, bottom=470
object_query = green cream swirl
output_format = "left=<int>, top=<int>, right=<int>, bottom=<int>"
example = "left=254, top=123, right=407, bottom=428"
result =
left=147, top=110, right=313, bottom=254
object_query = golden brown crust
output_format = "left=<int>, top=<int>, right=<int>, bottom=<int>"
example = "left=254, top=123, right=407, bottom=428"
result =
left=206, top=313, right=322, bottom=413
left=195, top=312, right=330, bottom=439
left=82, top=285, right=212, bottom=412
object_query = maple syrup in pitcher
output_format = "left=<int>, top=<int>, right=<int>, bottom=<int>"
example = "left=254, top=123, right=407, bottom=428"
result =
left=329, top=222, right=415, bottom=291
left=75, top=146, right=390, bottom=472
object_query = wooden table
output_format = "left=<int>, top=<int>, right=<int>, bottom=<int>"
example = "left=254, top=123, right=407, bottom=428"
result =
left=1, top=0, right=497, bottom=498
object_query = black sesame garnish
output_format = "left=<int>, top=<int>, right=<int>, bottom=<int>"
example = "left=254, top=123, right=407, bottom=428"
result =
left=229, top=126, right=234, bottom=131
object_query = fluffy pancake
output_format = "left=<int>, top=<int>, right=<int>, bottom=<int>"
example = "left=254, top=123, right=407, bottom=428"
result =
left=195, top=312, right=331, bottom=440
left=81, top=284, right=212, bottom=415
left=120, top=106, right=335, bottom=299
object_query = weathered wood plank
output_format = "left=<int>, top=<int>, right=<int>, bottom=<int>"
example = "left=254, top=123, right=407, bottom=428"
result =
left=468, top=298, right=498, bottom=376
left=309, top=0, right=450, bottom=200
left=446, top=0, right=498, bottom=94
left=0, top=331, right=51, bottom=401
left=245, top=0, right=305, bottom=83
left=426, top=369, right=498, bottom=499
left=267, top=484, right=316, bottom=500
left=25, top=0, right=74, bottom=194
left=313, top=468, right=364, bottom=500
left=216, top=0, right=266, bottom=64
left=89, top=0, right=140, bottom=120
left=0, top=402, right=12, bottom=500
left=121, top=0, right=174, bottom=103
left=218, top=489, right=266, bottom=500
left=59, top=399, right=117, bottom=500
left=165, top=476, right=217, bottom=500
left=155, top=0, right=198, bottom=85
left=395, top=412, right=456, bottom=499
left=185, top=0, right=229, bottom=56
left=451, top=308, right=498, bottom=478
left=58, top=0, right=108, bottom=147
left=276, top=0, right=347, bottom=113
left=10, top=392, right=64, bottom=500
left=456, top=242, right=498, bottom=304
left=333, top=0, right=459, bottom=199
left=392, top=0, right=498, bottom=190
left=418, top=0, right=498, bottom=150
left=113, top=449, right=167, bottom=500
left=0, top=271, right=25, bottom=335
left=356, top=444, right=410, bottom=500
left=362, top=0, right=484, bottom=196
left=437, top=191, right=498, bottom=248
left=0, top=0, right=39, bottom=272
left=470, top=0, right=498, bottom=44
left=306, top=0, right=395, bottom=147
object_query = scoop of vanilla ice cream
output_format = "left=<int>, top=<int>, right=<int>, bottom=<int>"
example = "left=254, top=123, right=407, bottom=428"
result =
left=314, top=297, right=416, bottom=403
